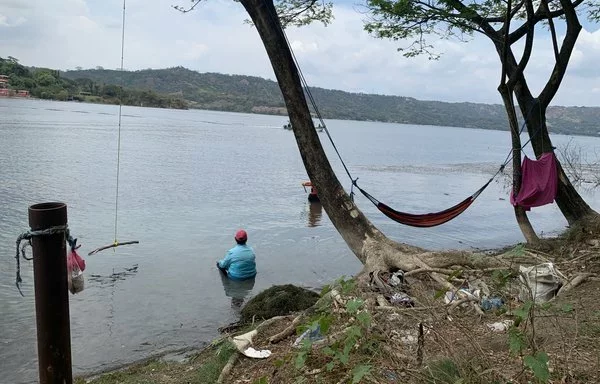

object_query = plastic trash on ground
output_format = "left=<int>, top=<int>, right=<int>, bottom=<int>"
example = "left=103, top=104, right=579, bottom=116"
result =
left=293, top=324, right=323, bottom=347
left=444, top=288, right=480, bottom=304
left=388, top=271, right=404, bottom=287
left=389, top=292, right=414, bottom=307
left=518, top=263, right=564, bottom=303
left=486, top=320, right=514, bottom=332
left=480, top=297, right=504, bottom=311
left=232, top=330, right=272, bottom=359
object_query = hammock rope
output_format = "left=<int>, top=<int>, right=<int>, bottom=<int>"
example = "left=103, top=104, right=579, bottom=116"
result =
left=267, top=0, right=542, bottom=228
left=89, top=0, right=139, bottom=255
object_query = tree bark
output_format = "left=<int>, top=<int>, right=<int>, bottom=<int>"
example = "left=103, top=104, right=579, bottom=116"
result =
left=239, top=0, right=423, bottom=271
left=498, top=85, right=539, bottom=244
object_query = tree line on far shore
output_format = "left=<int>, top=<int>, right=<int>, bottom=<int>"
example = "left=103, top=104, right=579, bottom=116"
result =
left=0, top=56, right=187, bottom=110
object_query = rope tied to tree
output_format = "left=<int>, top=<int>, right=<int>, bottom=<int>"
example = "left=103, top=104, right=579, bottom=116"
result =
left=15, top=225, right=72, bottom=296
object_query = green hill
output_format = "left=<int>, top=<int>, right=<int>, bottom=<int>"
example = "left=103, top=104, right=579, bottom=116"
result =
left=0, top=56, right=187, bottom=109
left=61, top=66, right=600, bottom=136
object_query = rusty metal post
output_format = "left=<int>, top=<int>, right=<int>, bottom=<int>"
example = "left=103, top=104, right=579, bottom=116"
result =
left=29, top=202, right=73, bottom=384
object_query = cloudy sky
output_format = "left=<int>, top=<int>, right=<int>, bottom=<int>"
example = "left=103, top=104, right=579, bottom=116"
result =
left=1, top=0, right=600, bottom=106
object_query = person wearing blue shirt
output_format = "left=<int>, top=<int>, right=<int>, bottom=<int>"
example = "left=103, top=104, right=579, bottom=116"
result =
left=217, top=229, right=257, bottom=281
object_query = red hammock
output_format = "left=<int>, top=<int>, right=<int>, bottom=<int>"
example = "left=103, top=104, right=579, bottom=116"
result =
left=355, top=180, right=492, bottom=228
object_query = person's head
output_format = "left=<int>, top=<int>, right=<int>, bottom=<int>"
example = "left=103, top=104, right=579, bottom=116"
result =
left=235, top=229, right=248, bottom=245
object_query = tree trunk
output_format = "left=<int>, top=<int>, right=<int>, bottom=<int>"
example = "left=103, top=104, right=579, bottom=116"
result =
left=498, top=85, right=539, bottom=244
left=238, top=0, right=423, bottom=271
left=515, top=96, right=597, bottom=224
left=238, top=0, right=531, bottom=276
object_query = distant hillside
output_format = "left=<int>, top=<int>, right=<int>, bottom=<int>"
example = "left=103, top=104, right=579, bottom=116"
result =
left=62, top=67, right=600, bottom=136
left=0, top=56, right=187, bottom=109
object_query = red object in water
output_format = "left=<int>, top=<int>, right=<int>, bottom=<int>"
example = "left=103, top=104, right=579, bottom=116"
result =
left=510, top=152, right=558, bottom=210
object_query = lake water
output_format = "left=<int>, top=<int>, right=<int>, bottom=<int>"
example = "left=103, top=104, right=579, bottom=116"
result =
left=1, top=98, right=599, bottom=383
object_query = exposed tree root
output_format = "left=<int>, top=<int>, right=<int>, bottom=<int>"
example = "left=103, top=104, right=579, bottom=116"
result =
left=217, top=352, right=238, bottom=384
left=556, top=273, right=596, bottom=297
left=269, top=314, right=304, bottom=343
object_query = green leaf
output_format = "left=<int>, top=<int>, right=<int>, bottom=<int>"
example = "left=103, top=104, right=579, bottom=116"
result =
left=561, top=304, right=574, bottom=313
left=295, top=350, right=308, bottom=370
left=326, top=360, right=336, bottom=371
left=345, top=325, right=362, bottom=341
left=320, top=284, right=332, bottom=297
left=523, top=352, right=550, bottom=383
left=514, top=301, right=533, bottom=322
left=274, top=359, right=285, bottom=367
left=253, top=377, right=269, bottom=384
left=323, top=346, right=335, bottom=356
left=340, top=278, right=357, bottom=294
left=346, top=299, right=364, bottom=314
left=319, top=314, right=333, bottom=334
left=356, top=311, right=372, bottom=328
left=508, top=327, right=525, bottom=355
left=434, top=288, right=446, bottom=299
left=447, top=269, right=463, bottom=280
left=352, top=364, right=371, bottom=383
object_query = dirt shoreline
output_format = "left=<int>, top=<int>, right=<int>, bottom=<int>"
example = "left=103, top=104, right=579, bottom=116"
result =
left=75, top=227, right=600, bottom=384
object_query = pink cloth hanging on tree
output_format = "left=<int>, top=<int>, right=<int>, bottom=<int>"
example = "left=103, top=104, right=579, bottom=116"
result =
left=510, top=152, right=558, bottom=210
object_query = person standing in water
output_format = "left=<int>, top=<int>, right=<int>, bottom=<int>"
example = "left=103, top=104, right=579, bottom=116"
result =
left=302, top=181, right=320, bottom=202
left=217, top=229, right=257, bottom=280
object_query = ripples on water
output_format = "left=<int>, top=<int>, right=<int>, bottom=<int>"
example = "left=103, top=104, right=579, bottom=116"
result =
left=1, top=99, right=599, bottom=383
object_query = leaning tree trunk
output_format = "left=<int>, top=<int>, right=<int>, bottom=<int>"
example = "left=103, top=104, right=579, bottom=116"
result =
left=239, top=0, right=425, bottom=271
left=238, top=0, right=517, bottom=277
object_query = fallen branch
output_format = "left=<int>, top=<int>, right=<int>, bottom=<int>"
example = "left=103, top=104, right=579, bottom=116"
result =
left=270, top=314, right=304, bottom=343
left=556, top=273, right=595, bottom=297
left=255, top=315, right=293, bottom=333
left=447, top=296, right=479, bottom=313
left=404, top=268, right=456, bottom=277
left=216, top=352, right=238, bottom=384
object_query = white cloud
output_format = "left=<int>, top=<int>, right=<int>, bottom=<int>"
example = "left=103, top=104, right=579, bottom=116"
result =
left=0, top=0, right=599, bottom=106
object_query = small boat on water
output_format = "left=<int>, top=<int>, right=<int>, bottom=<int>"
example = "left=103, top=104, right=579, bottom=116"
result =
left=284, top=121, right=324, bottom=132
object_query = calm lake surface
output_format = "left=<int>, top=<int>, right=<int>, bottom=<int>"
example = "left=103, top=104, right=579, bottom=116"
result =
left=1, top=98, right=599, bottom=383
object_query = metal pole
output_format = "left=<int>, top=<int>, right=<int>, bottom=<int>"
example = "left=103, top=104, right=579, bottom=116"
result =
left=29, top=202, right=72, bottom=384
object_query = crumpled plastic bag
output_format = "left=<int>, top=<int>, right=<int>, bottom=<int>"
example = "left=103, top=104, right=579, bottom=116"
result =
left=518, top=263, right=563, bottom=303
left=232, top=330, right=272, bottom=359
left=486, top=320, right=514, bottom=332
left=293, top=325, right=323, bottom=347
left=67, top=249, right=86, bottom=294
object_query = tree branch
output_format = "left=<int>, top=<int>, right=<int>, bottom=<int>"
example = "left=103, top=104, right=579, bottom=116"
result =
left=508, top=0, right=584, bottom=44
left=539, top=0, right=582, bottom=106
left=507, top=0, right=535, bottom=89
left=443, top=0, right=499, bottom=39
left=541, top=0, right=561, bottom=63
left=172, top=0, right=203, bottom=13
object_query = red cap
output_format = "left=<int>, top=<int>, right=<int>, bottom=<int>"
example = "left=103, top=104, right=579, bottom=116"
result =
left=235, top=229, right=247, bottom=242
